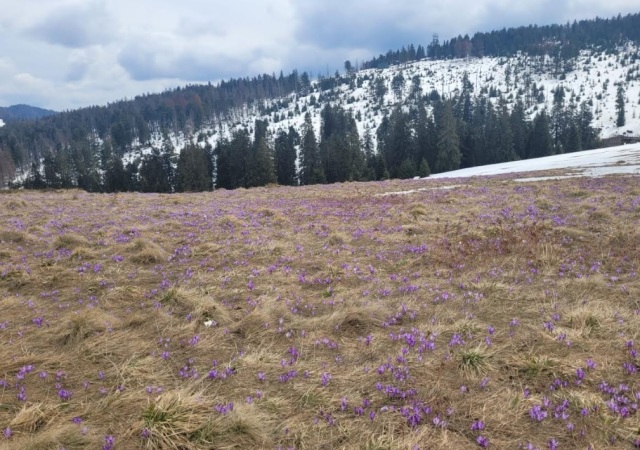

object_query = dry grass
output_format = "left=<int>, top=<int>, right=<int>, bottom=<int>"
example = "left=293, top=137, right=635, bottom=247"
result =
left=1, top=175, right=640, bottom=448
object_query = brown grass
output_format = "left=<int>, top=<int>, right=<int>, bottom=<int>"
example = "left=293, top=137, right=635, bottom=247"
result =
left=1, top=176, right=640, bottom=448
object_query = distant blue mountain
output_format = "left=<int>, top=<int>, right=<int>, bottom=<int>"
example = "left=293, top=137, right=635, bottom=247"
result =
left=0, top=104, right=57, bottom=123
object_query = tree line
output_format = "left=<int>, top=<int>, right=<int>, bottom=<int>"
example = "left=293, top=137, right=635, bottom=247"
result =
left=20, top=75, right=600, bottom=192
left=361, top=12, right=640, bottom=69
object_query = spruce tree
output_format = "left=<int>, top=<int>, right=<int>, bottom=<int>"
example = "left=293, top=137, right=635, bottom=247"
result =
left=104, top=155, right=129, bottom=193
left=527, top=111, right=554, bottom=158
left=578, top=101, right=599, bottom=150
left=418, top=158, right=431, bottom=177
left=397, top=158, right=417, bottom=179
left=510, top=99, right=529, bottom=159
left=274, top=128, right=298, bottom=186
left=299, top=113, right=324, bottom=184
left=176, top=144, right=213, bottom=192
left=248, top=137, right=276, bottom=187
left=435, top=101, right=461, bottom=173
left=616, top=85, right=626, bottom=127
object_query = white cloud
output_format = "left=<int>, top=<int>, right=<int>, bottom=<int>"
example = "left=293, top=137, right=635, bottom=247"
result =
left=29, top=1, right=117, bottom=48
left=0, top=0, right=638, bottom=110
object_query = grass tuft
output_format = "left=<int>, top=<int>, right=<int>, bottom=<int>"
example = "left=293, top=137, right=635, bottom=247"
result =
left=126, top=238, right=168, bottom=264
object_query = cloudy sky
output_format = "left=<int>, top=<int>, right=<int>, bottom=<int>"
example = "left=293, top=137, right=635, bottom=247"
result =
left=0, top=0, right=637, bottom=111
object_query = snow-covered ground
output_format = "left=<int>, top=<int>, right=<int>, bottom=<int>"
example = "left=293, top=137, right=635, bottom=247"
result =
left=428, top=142, right=640, bottom=181
left=381, top=143, right=640, bottom=195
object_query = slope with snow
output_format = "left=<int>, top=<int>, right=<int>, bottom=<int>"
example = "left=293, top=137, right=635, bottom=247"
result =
left=429, top=142, right=640, bottom=179
left=211, top=43, right=640, bottom=144
left=379, top=143, right=640, bottom=196
left=119, top=44, right=640, bottom=170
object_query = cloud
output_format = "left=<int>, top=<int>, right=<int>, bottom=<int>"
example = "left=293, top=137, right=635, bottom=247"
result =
left=1, top=0, right=639, bottom=111
left=64, top=49, right=98, bottom=82
left=293, top=2, right=429, bottom=52
left=29, top=1, right=117, bottom=48
left=117, top=39, right=250, bottom=82
left=292, top=0, right=640, bottom=53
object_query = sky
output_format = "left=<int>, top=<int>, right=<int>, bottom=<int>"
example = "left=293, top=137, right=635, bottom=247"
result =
left=0, top=0, right=637, bottom=111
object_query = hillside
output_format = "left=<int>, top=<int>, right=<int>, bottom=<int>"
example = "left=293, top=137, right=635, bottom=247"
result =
left=1, top=13, right=640, bottom=190
left=193, top=42, right=640, bottom=150
left=0, top=104, right=57, bottom=123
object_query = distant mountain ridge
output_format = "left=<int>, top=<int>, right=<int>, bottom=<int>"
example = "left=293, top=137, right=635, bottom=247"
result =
left=0, top=104, right=57, bottom=123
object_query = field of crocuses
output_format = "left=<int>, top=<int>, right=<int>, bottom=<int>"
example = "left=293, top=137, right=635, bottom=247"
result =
left=1, top=174, right=639, bottom=449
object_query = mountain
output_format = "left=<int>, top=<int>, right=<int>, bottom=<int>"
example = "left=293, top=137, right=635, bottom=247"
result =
left=1, top=13, right=640, bottom=191
left=0, top=104, right=57, bottom=123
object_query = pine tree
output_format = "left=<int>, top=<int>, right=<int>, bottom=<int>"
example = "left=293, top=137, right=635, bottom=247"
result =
left=616, top=85, right=626, bottom=127
left=510, top=99, right=529, bottom=159
left=527, top=111, right=554, bottom=158
left=492, top=103, right=517, bottom=163
left=104, top=155, right=129, bottom=193
left=176, top=144, right=213, bottom=192
left=274, top=128, right=298, bottom=185
left=435, top=101, right=461, bottom=173
left=418, top=158, right=431, bottom=177
left=397, top=158, right=417, bottom=179
left=578, top=101, right=599, bottom=149
left=383, top=107, right=413, bottom=178
left=248, top=137, right=276, bottom=187
left=25, top=162, right=46, bottom=189
left=299, top=113, right=324, bottom=184
left=0, top=150, right=16, bottom=187
left=565, top=123, right=582, bottom=153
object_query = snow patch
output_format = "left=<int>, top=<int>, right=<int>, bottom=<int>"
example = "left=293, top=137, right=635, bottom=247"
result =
left=427, top=143, right=640, bottom=180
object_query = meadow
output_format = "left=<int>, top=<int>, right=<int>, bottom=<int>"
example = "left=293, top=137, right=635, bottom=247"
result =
left=0, top=173, right=639, bottom=449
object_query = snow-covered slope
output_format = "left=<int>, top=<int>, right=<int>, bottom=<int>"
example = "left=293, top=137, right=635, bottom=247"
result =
left=429, top=142, right=640, bottom=179
left=380, top=143, right=640, bottom=196
left=122, top=43, right=640, bottom=165
left=226, top=43, right=640, bottom=141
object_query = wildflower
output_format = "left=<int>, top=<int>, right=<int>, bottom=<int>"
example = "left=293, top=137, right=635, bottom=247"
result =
left=548, top=438, right=558, bottom=450
left=476, top=435, right=490, bottom=448
left=471, top=420, right=485, bottom=431
left=3, top=428, right=11, bottom=439
left=529, top=404, right=547, bottom=422
left=58, top=389, right=73, bottom=401
left=449, top=333, right=465, bottom=347
left=257, top=372, right=266, bottom=382
left=102, top=435, right=115, bottom=450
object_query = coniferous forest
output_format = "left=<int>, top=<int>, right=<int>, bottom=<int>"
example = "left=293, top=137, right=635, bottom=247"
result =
left=1, top=12, right=639, bottom=192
